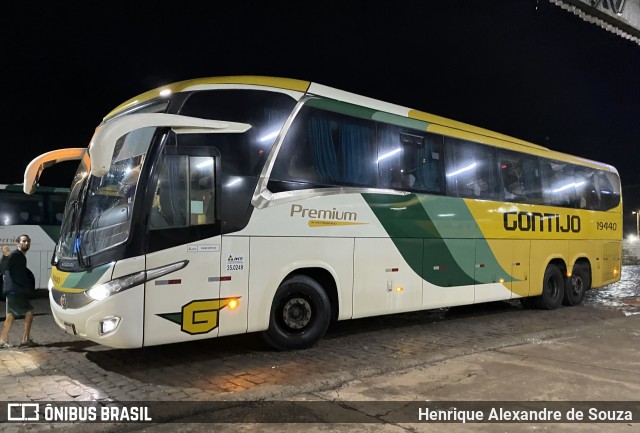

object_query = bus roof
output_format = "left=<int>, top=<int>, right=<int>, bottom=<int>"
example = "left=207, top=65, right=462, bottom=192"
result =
left=104, top=76, right=618, bottom=174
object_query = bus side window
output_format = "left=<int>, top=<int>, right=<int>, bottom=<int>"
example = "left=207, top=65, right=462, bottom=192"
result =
left=377, top=125, right=443, bottom=193
left=498, top=150, right=542, bottom=203
left=399, top=132, right=443, bottom=193
left=149, top=155, right=189, bottom=230
left=499, top=153, right=525, bottom=201
left=445, top=137, right=498, bottom=200
left=287, top=147, right=319, bottom=182
left=271, top=104, right=377, bottom=189
left=377, top=123, right=404, bottom=189
left=149, top=182, right=171, bottom=229
left=521, top=157, right=543, bottom=202
left=541, top=160, right=576, bottom=208
left=303, top=110, right=376, bottom=187
left=420, top=134, right=444, bottom=193
left=337, top=120, right=376, bottom=187
left=270, top=110, right=324, bottom=188
left=574, top=166, right=599, bottom=210
left=597, top=171, right=621, bottom=211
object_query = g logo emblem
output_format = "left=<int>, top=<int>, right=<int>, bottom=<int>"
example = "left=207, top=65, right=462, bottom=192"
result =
left=157, top=298, right=238, bottom=334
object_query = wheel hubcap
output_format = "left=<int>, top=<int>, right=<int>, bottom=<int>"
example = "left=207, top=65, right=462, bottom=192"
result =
left=571, top=276, right=583, bottom=296
left=282, top=298, right=312, bottom=330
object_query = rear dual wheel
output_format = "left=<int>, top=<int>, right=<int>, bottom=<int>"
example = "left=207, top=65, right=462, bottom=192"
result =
left=563, top=263, right=590, bottom=306
left=533, top=264, right=564, bottom=310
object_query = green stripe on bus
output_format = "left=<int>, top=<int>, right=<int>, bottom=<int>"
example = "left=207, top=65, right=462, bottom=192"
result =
left=372, top=112, right=429, bottom=130
left=305, top=97, right=431, bottom=131
left=362, top=193, right=514, bottom=286
left=305, top=98, right=377, bottom=119
left=414, top=195, right=514, bottom=284
left=61, top=264, right=112, bottom=290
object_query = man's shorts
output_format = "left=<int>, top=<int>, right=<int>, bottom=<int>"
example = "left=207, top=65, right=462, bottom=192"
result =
left=5, top=295, right=34, bottom=319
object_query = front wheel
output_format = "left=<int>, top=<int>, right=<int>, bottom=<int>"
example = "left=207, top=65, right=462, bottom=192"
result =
left=534, top=264, right=564, bottom=310
left=262, top=275, right=331, bottom=351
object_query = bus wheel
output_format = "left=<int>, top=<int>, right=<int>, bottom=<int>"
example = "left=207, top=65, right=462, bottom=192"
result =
left=534, top=264, right=564, bottom=310
left=262, top=275, right=331, bottom=351
left=563, top=263, right=590, bottom=306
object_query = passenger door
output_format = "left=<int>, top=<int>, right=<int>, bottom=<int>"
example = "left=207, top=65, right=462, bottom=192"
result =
left=143, top=149, right=224, bottom=346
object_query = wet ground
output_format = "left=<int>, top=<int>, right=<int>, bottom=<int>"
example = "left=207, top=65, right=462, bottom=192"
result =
left=585, top=264, right=640, bottom=315
left=0, top=265, right=638, bottom=432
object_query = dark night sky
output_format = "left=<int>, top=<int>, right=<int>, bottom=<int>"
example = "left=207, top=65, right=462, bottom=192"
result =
left=3, top=1, right=640, bottom=209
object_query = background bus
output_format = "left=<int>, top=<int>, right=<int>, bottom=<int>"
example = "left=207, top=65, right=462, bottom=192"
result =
left=0, top=184, right=69, bottom=298
left=23, top=76, right=622, bottom=350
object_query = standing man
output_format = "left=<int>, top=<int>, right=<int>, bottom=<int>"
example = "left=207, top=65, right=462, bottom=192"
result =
left=0, top=235, right=38, bottom=348
left=0, top=244, right=6, bottom=303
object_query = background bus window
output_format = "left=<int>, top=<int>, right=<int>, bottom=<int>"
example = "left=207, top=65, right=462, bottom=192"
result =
left=445, top=138, right=498, bottom=200
left=49, top=193, right=67, bottom=225
left=1, top=193, right=44, bottom=225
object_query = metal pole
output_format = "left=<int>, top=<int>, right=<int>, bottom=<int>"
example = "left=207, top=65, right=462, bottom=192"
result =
left=636, top=211, right=639, bottom=238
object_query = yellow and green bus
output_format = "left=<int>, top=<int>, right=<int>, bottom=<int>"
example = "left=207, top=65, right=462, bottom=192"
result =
left=23, top=76, right=622, bottom=349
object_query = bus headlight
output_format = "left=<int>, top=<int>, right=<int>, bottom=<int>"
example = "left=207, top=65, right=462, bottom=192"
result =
left=86, top=271, right=146, bottom=301
left=85, top=261, right=188, bottom=301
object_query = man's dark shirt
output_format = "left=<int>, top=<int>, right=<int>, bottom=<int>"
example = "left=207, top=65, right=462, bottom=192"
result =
left=2, top=250, right=32, bottom=296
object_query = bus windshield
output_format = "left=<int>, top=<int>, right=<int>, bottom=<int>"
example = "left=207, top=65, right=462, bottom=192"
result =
left=57, top=127, right=155, bottom=260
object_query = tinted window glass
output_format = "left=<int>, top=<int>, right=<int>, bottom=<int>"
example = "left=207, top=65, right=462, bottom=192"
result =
left=271, top=103, right=377, bottom=188
left=445, top=137, right=498, bottom=200
left=179, top=90, right=297, bottom=177
left=498, top=149, right=542, bottom=202
left=541, top=160, right=576, bottom=207
left=377, top=125, right=443, bottom=193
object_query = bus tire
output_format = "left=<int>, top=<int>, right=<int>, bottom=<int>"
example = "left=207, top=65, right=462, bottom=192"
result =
left=563, top=263, right=590, bottom=306
left=534, top=264, right=564, bottom=310
left=262, top=275, right=331, bottom=351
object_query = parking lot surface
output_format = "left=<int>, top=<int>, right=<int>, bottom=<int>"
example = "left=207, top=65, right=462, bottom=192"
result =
left=1, top=266, right=639, bottom=432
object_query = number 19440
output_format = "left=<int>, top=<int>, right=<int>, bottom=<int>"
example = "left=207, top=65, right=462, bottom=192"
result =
left=596, top=221, right=617, bottom=231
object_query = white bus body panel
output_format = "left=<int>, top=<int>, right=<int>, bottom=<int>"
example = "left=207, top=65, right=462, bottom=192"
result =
left=143, top=240, right=221, bottom=347
left=247, top=236, right=354, bottom=332
left=218, top=236, right=250, bottom=337
left=352, top=237, right=423, bottom=318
